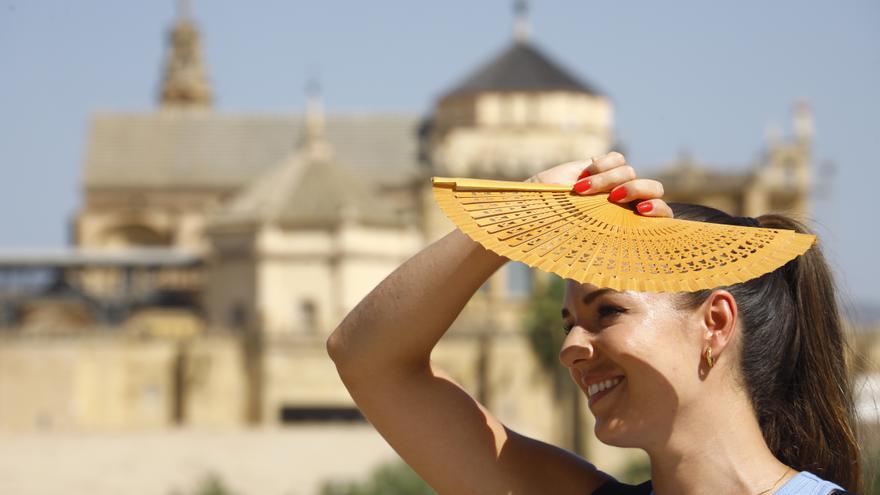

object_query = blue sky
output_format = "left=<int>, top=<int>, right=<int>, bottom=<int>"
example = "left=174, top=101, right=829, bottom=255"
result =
left=1, top=1, right=878, bottom=310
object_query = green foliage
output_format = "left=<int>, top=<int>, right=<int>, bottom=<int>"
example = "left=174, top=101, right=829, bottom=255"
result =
left=524, top=273, right=577, bottom=405
left=524, top=274, right=567, bottom=373
left=169, top=473, right=240, bottom=495
left=320, top=460, right=437, bottom=495
left=523, top=274, right=588, bottom=456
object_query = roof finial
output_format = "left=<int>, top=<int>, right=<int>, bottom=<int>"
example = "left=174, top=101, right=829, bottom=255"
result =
left=793, top=100, right=813, bottom=143
left=513, top=0, right=531, bottom=43
left=177, top=0, right=192, bottom=19
left=159, top=0, right=213, bottom=107
left=306, top=76, right=324, bottom=136
left=302, top=75, right=333, bottom=161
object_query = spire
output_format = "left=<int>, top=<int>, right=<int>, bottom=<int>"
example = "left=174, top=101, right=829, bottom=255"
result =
left=159, top=0, right=213, bottom=107
left=792, top=100, right=813, bottom=143
left=300, top=77, right=333, bottom=161
left=513, top=0, right=531, bottom=43
left=763, top=122, right=782, bottom=147
left=178, top=0, right=191, bottom=18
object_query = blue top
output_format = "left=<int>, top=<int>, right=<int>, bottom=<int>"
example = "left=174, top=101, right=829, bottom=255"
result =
left=775, top=471, right=845, bottom=495
left=593, top=471, right=846, bottom=495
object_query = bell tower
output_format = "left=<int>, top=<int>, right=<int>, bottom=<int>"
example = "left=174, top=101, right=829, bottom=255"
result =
left=159, top=0, right=213, bottom=107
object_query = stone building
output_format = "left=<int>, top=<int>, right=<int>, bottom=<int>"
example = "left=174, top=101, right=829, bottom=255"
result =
left=0, top=2, right=828, bottom=478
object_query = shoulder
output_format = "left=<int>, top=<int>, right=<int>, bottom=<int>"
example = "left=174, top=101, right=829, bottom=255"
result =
left=590, top=479, right=652, bottom=495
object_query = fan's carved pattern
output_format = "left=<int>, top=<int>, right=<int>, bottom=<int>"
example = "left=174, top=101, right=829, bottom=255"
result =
left=433, top=179, right=815, bottom=293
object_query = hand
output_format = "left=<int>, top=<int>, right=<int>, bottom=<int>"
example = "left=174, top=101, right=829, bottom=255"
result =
left=527, top=151, right=673, bottom=218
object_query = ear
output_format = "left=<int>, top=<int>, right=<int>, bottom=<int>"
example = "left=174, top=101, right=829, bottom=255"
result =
left=699, top=289, right=738, bottom=362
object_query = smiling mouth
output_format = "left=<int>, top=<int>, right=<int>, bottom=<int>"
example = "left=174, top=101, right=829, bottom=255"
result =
left=586, top=376, right=624, bottom=405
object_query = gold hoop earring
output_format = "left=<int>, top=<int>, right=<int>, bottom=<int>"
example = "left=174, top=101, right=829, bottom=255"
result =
left=704, top=346, right=715, bottom=368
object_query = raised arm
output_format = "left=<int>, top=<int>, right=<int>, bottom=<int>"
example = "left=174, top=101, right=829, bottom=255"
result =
left=327, top=152, right=671, bottom=495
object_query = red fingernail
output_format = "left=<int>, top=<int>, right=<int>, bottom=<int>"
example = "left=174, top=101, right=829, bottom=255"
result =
left=572, top=178, right=592, bottom=194
left=609, top=186, right=627, bottom=202
left=637, top=201, right=653, bottom=214
left=578, top=169, right=591, bottom=180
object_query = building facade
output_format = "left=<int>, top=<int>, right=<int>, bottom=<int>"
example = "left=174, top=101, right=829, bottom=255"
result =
left=0, top=3, right=831, bottom=479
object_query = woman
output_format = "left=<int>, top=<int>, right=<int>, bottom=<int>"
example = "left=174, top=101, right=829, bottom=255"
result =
left=326, top=152, right=862, bottom=494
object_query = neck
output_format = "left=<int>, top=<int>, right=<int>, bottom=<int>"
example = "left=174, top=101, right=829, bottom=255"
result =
left=645, top=384, right=794, bottom=495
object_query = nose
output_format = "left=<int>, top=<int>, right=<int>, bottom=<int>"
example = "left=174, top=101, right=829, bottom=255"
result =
left=558, top=325, right=595, bottom=368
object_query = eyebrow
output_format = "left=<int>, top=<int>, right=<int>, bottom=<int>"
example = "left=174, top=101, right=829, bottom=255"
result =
left=560, top=288, right=619, bottom=319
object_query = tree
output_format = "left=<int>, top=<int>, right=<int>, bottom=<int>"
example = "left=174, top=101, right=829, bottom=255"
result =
left=169, top=473, right=240, bottom=495
left=524, top=273, right=586, bottom=456
left=319, top=460, right=436, bottom=495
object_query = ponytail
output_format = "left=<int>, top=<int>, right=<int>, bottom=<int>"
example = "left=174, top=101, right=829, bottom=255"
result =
left=756, top=214, right=860, bottom=490
left=670, top=204, right=862, bottom=492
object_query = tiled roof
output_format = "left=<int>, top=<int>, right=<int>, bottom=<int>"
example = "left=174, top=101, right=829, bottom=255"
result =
left=82, top=109, right=421, bottom=190
left=210, top=147, right=405, bottom=229
left=442, top=41, right=600, bottom=99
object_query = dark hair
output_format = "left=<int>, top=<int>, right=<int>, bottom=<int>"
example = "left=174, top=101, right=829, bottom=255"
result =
left=670, top=203, right=862, bottom=492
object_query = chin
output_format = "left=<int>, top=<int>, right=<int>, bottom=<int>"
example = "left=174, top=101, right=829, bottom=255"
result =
left=593, top=417, right=644, bottom=449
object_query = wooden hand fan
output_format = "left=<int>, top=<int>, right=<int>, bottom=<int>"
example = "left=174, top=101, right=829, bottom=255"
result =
left=432, top=177, right=816, bottom=293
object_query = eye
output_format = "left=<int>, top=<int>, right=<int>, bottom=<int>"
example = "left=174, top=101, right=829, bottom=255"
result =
left=598, top=305, right=626, bottom=318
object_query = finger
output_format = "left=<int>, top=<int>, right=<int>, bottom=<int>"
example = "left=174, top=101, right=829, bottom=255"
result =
left=635, top=199, right=674, bottom=218
left=606, top=179, right=665, bottom=203
left=572, top=165, right=636, bottom=195
left=576, top=157, right=594, bottom=180
left=579, top=151, right=628, bottom=179
left=545, top=159, right=596, bottom=183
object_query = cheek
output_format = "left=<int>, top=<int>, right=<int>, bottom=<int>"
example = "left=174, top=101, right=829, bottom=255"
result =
left=616, top=314, right=675, bottom=362
left=614, top=312, right=694, bottom=395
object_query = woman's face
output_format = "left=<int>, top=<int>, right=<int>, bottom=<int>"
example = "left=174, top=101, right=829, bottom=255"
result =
left=559, top=281, right=705, bottom=449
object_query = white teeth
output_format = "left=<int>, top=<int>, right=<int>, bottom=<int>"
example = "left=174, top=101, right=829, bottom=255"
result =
left=587, top=377, right=623, bottom=399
